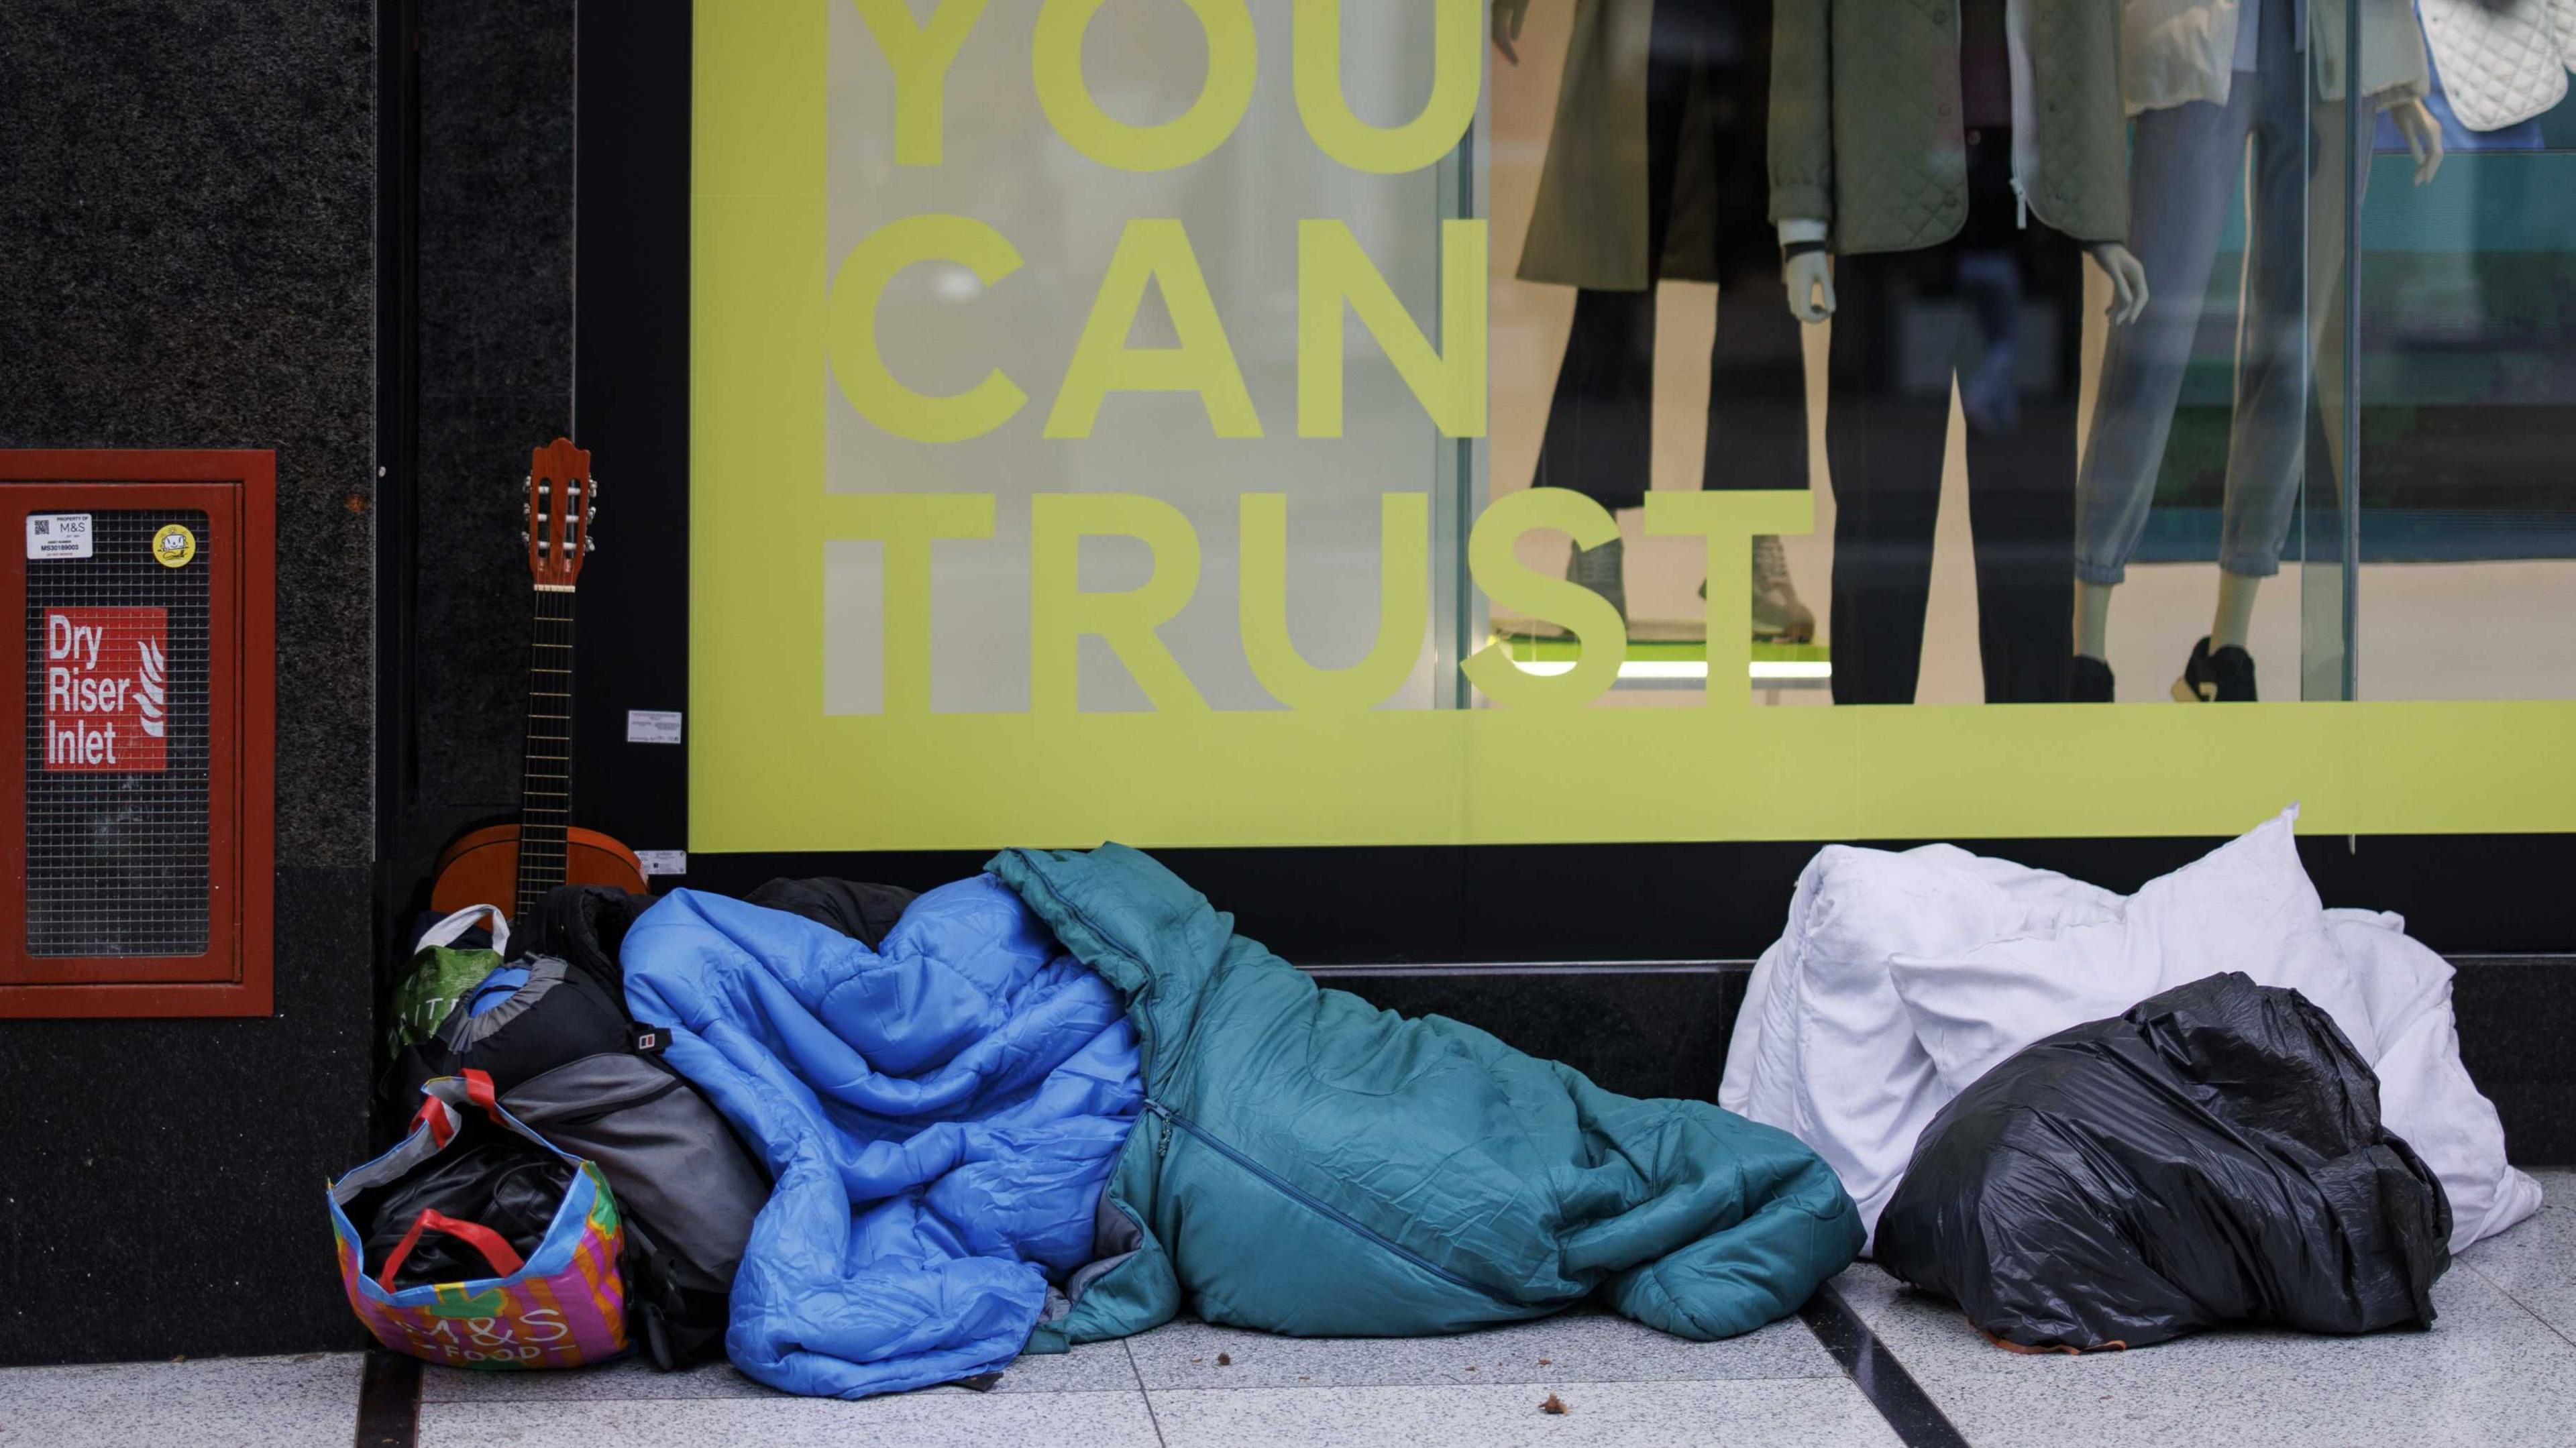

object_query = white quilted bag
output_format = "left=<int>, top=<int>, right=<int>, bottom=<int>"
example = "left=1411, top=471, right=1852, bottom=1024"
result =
left=2421, top=0, right=2576, bottom=132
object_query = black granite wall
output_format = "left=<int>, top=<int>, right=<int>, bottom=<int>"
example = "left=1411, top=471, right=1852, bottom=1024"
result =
left=407, top=0, right=575, bottom=828
left=0, top=1, right=379, bottom=1363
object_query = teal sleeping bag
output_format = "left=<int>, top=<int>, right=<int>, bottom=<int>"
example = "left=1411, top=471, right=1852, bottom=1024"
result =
left=994, top=844, right=1863, bottom=1350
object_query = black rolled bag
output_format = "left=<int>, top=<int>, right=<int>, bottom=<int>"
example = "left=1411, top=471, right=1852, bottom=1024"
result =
left=1876, top=971, right=2452, bottom=1352
left=384, top=953, right=631, bottom=1106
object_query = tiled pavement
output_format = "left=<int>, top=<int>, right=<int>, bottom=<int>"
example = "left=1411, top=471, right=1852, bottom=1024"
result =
left=6, top=1170, right=2569, bottom=1448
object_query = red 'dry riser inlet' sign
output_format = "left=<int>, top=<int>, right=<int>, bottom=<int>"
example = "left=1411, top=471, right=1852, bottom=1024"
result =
left=43, top=607, right=168, bottom=773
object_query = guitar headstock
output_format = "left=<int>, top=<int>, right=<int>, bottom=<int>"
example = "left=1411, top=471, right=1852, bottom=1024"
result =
left=523, top=437, right=596, bottom=589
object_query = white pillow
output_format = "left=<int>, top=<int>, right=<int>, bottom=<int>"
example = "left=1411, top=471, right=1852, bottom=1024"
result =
left=1889, top=809, right=2380, bottom=1096
left=1719, top=844, right=2117, bottom=1245
left=2326, top=909, right=2542, bottom=1251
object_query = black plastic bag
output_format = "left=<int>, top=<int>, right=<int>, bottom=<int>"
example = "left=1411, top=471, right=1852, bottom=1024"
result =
left=1877, top=971, right=2451, bottom=1351
left=347, top=1112, right=576, bottom=1290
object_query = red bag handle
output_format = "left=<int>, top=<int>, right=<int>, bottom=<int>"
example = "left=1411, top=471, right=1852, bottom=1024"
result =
left=376, top=1209, right=526, bottom=1290
left=462, top=1068, right=502, bottom=1121
left=409, top=1096, right=455, bottom=1148
left=409, top=1070, right=507, bottom=1148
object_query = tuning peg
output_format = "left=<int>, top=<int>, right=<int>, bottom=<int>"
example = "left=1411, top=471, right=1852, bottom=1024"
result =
left=521, top=528, right=531, bottom=543
left=584, top=537, right=598, bottom=553
left=584, top=507, right=596, bottom=524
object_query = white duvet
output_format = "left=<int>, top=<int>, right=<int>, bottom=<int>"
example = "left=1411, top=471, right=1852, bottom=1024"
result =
left=1718, top=807, right=2542, bottom=1254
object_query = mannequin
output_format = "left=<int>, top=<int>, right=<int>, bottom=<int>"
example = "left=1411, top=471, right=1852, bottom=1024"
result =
left=1771, top=0, right=2149, bottom=705
left=2072, top=0, right=2443, bottom=703
left=1499, top=0, right=1816, bottom=641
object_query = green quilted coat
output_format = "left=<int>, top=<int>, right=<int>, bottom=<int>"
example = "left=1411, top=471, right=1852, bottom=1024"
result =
left=996, top=844, right=1862, bottom=1349
left=1769, top=0, right=2130, bottom=254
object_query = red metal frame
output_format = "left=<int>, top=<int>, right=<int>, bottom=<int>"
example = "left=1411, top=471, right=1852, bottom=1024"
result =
left=0, top=451, right=275, bottom=1018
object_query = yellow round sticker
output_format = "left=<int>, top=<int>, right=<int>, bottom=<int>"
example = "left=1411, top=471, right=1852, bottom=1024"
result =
left=152, top=524, right=197, bottom=569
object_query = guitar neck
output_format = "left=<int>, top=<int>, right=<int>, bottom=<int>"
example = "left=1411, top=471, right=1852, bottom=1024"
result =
left=516, top=584, right=576, bottom=921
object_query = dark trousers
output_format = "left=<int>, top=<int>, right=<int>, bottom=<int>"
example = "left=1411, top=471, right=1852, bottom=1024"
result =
left=1532, top=0, right=1806, bottom=511
left=1826, top=133, right=2083, bottom=704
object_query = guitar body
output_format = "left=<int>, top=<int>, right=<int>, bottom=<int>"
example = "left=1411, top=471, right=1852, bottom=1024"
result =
left=429, top=825, right=649, bottom=919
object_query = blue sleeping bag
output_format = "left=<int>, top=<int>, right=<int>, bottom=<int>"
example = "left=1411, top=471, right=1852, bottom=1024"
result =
left=621, top=877, right=1140, bottom=1397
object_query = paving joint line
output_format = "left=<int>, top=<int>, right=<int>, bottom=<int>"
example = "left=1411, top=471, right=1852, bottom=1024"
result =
left=1124, top=1337, right=1170, bottom=1447
left=2462, top=1258, right=2576, bottom=1354
left=354, top=1349, right=422, bottom=1448
left=1796, top=1280, right=1973, bottom=1448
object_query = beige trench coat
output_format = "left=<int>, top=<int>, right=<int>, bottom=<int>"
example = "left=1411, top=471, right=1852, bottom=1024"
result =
left=1516, top=0, right=1727, bottom=291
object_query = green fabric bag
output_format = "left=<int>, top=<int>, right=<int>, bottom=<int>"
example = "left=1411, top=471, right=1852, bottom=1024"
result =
left=385, top=905, right=509, bottom=1060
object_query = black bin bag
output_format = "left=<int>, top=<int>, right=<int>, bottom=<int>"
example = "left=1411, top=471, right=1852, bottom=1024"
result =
left=1877, top=972, right=2451, bottom=1351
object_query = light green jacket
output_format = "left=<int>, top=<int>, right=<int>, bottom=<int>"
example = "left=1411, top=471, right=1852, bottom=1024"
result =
left=1769, top=0, right=2131, bottom=254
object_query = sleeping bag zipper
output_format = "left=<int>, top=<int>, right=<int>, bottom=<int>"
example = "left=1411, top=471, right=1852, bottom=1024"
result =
left=1140, top=1099, right=1503, bottom=1301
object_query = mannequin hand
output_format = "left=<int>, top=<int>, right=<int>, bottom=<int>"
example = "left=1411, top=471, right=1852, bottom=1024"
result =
left=1784, top=251, right=1835, bottom=323
left=2088, top=242, right=2150, bottom=326
left=2391, top=99, right=2444, bottom=185
left=1491, top=0, right=1527, bottom=64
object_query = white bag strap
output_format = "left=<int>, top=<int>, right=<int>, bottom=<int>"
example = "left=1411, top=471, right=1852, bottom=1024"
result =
left=415, top=903, right=509, bottom=959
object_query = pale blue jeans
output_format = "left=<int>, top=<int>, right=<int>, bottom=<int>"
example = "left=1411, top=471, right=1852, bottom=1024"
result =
left=2075, top=0, right=2357, bottom=585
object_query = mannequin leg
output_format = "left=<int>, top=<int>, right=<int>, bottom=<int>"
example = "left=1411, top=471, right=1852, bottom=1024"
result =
left=1707, top=235, right=1817, bottom=638
left=2072, top=91, right=2257, bottom=665
left=1699, top=0, right=1799, bottom=499
left=2076, top=581, right=2114, bottom=659
left=1529, top=288, right=1654, bottom=624
left=1525, top=0, right=1695, bottom=618
left=1826, top=247, right=1953, bottom=705
left=1701, top=0, right=1815, bottom=637
left=1532, top=287, right=1658, bottom=515
left=1705, top=257, right=1808, bottom=493
left=1961, top=229, right=2084, bottom=704
left=2212, top=569, right=2261, bottom=651
left=2207, top=0, right=2340, bottom=687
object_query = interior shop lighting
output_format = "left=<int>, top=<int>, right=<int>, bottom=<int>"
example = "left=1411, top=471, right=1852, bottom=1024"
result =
left=1511, top=660, right=1833, bottom=682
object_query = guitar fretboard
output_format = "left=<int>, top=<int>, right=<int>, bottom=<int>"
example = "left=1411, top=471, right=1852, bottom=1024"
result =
left=515, top=585, right=576, bottom=921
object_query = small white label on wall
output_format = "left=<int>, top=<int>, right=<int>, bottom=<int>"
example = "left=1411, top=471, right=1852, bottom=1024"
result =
left=26, top=514, right=93, bottom=559
left=627, top=710, right=683, bottom=744
left=636, top=850, right=687, bottom=877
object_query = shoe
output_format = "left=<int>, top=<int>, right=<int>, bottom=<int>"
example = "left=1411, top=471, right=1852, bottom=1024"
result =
left=1749, top=535, right=1815, bottom=642
left=1567, top=537, right=1626, bottom=624
left=2072, top=654, right=2114, bottom=702
left=2171, top=637, right=2257, bottom=702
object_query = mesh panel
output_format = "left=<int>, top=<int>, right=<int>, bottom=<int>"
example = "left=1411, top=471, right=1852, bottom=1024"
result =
left=23, top=510, right=212, bottom=956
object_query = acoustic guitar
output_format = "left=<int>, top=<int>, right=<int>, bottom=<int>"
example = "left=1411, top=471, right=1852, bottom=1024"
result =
left=429, top=437, right=647, bottom=921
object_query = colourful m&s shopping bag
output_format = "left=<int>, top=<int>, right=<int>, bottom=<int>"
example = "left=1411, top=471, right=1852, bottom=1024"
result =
left=328, top=1070, right=628, bottom=1368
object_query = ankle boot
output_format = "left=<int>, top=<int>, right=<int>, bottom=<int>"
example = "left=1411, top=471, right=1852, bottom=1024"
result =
left=1566, top=537, right=1626, bottom=624
left=1750, top=535, right=1814, bottom=642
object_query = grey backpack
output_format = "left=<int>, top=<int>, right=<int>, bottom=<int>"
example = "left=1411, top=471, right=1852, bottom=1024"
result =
left=503, top=1046, right=769, bottom=1368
